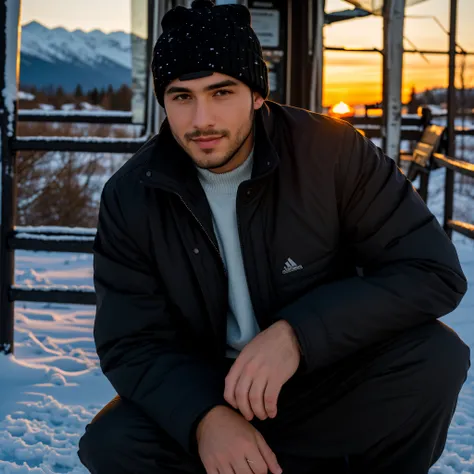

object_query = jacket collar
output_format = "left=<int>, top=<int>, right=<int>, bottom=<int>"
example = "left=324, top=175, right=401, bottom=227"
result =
left=140, top=102, right=280, bottom=193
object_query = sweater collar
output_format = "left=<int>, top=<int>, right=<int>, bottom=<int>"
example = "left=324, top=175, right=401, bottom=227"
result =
left=196, top=149, right=254, bottom=195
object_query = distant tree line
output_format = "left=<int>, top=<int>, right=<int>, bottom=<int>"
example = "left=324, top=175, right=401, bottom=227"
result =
left=16, top=84, right=136, bottom=227
left=16, top=121, right=134, bottom=227
left=20, top=84, right=133, bottom=111
left=17, top=147, right=104, bottom=227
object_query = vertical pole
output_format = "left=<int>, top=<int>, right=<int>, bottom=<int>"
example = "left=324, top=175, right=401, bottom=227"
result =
left=288, top=0, right=310, bottom=108
left=444, top=0, right=457, bottom=238
left=148, top=0, right=165, bottom=134
left=310, top=0, right=325, bottom=113
left=146, top=0, right=159, bottom=135
left=418, top=172, right=429, bottom=203
left=382, top=0, right=406, bottom=164
left=0, top=0, right=21, bottom=355
left=285, top=0, right=293, bottom=105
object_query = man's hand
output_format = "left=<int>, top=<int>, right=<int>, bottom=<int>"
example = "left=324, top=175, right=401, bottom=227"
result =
left=196, top=405, right=283, bottom=474
left=224, top=320, right=301, bottom=421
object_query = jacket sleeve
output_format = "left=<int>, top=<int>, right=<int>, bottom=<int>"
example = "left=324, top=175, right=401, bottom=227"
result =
left=93, top=181, right=228, bottom=455
left=276, top=125, right=467, bottom=373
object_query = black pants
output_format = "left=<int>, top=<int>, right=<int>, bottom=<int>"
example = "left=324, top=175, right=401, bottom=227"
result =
left=78, top=320, right=470, bottom=474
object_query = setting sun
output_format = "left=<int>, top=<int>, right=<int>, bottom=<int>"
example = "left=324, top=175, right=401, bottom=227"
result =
left=328, top=101, right=355, bottom=117
left=332, top=101, right=352, bottom=114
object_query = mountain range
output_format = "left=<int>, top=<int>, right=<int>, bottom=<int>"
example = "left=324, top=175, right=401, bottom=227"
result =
left=20, top=21, right=144, bottom=92
left=19, top=21, right=474, bottom=102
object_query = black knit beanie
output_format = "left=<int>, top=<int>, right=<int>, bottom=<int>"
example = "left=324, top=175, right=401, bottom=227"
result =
left=151, top=0, right=269, bottom=108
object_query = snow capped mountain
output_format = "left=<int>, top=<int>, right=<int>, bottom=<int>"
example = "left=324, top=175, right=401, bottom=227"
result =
left=21, top=21, right=132, bottom=69
left=19, top=21, right=144, bottom=92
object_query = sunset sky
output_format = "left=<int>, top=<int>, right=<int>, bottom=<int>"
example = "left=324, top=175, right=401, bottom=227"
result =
left=20, top=0, right=474, bottom=106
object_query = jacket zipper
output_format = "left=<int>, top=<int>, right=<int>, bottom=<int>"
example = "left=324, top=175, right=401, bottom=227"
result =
left=174, top=192, right=227, bottom=276
left=236, top=189, right=262, bottom=326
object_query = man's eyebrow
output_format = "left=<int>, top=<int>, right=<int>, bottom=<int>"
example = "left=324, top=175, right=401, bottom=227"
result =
left=205, top=80, right=239, bottom=91
left=166, top=80, right=239, bottom=95
left=166, top=86, right=192, bottom=95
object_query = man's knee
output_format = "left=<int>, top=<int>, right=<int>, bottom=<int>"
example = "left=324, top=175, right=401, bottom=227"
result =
left=78, top=396, right=130, bottom=472
left=414, top=321, right=470, bottom=397
left=78, top=416, right=119, bottom=471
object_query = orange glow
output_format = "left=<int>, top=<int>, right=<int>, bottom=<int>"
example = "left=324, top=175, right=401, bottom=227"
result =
left=328, top=101, right=355, bottom=118
left=331, top=101, right=352, bottom=115
left=322, top=49, right=461, bottom=108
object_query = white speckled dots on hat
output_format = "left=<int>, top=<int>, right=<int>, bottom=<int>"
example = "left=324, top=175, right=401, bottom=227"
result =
left=151, top=0, right=269, bottom=107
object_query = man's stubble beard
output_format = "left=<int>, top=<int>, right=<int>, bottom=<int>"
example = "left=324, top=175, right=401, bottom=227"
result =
left=172, top=103, right=255, bottom=171
left=201, top=113, right=254, bottom=171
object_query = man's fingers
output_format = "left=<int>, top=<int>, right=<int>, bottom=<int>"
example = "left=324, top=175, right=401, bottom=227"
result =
left=242, top=452, right=268, bottom=474
left=229, top=456, right=262, bottom=474
left=219, top=460, right=241, bottom=474
left=248, top=377, right=268, bottom=420
left=235, top=373, right=254, bottom=420
left=224, top=366, right=240, bottom=408
left=224, top=356, right=247, bottom=408
left=255, top=432, right=283, bottom=474
left=263, top=379, right=281, bottom=419
left=217, top=463, right=236, bottom=474
left=202, top=461, right=221, bottom=474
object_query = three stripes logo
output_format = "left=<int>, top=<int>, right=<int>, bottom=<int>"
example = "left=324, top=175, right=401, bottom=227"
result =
left=282, top=258, right=304, bottom=275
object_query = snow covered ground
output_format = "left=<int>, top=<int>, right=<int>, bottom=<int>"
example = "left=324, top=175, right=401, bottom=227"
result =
left=0, top=252, right=112, bottom=474
left=0, top=172, right=473, bottom=473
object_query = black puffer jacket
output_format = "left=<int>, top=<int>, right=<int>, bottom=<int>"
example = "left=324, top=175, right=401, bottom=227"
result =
left=93, top=101, right=467, bottom=454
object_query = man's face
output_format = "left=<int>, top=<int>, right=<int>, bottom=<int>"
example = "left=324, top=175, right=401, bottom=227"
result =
left=164, top=72, right=264, bottom=171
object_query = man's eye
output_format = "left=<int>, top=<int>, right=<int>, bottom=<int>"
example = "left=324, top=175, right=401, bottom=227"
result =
left=215, top=90, right=232, bottom=96
left=174, top=94, right=190, bottom=101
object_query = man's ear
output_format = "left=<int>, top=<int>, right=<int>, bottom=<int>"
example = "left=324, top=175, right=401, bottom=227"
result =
left=253, top=91, right=264, bottom=110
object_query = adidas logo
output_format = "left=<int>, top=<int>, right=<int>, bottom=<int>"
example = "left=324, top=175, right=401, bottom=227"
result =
left=282, top=258, right=304, bottom=275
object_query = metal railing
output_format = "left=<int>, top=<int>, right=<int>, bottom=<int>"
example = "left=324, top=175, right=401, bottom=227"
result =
left=18, top=110, right=134, bottom=124
left=2, top=109, right=474, bottom=355
left=400, top=151, right=474, bottom=240
left=0, top=0, right=161, bottom=354
left=1, top=0, right=473, bottom=355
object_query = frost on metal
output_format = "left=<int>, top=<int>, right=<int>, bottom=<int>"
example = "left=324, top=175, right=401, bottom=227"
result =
left=2, top=0, right=20, bottom=137
left=15, top=226, right=97, bottom=235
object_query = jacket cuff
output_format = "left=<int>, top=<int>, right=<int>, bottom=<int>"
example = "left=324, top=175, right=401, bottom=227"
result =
left=170, top=392, right=229, bottom=455
left=275, top=301, right=328, bottom=374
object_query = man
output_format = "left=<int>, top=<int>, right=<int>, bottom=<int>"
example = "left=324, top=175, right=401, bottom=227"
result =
left=78, top=1, right=470, bottom=473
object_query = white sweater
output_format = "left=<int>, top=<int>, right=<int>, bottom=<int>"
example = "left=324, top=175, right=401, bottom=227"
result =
left=196, top=152, right=260, bottom=358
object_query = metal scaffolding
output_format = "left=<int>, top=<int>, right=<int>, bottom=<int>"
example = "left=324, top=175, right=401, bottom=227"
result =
left=0, top=0, right=473, bottom=355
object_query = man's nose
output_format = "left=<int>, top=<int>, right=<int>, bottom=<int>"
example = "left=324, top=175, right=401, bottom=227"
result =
left=192, top=99, right=216, bottom=131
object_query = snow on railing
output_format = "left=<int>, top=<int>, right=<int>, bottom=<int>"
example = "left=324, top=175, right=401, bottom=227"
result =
left=15, top=226, right=96, bottom=235
left=18, top=109, right=133, bottom=118
left=18, top=91, right=35, bottom=101
left=17, top=136, right=147, bottom=143
left=13, top=284, right=95, bottom=293
left=3, top=0, right=20, bottom=136
left=15, top=233, right=94, bottom=242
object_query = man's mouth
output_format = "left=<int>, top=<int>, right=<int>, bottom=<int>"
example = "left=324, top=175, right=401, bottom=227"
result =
left=192, top=136, right=224, bottom=148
